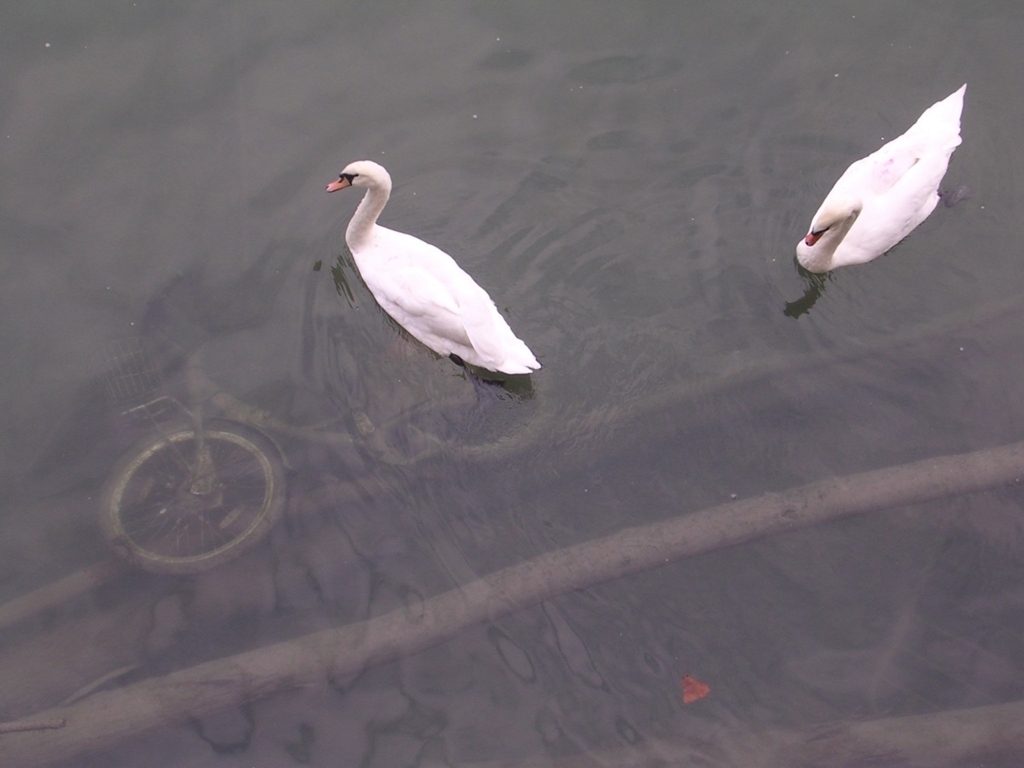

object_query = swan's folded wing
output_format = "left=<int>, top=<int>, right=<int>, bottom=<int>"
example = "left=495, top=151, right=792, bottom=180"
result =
left=457, top=285, right=511, bottom=366
left=848, top=138, right=928, bottom=198
left=846, top=88, right=964, bottom=199
left=459, top=284, right=540, bottom=372
left=366, top=264, right=473, bottom=348
left=356, top=229, right=537, bottom=371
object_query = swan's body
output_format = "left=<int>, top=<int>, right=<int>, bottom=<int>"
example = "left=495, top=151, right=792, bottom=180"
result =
left=326, top=160, right=540, bottom=374
left=796, top=84, right=966, bottom=273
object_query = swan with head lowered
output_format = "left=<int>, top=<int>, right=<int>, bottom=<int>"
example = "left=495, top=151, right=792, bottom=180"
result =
left=796, top=84, right=966, bottom=274
left=326, top=160, right=540, bottom=375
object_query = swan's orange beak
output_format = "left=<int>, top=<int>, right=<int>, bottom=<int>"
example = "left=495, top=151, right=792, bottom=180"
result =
left=804, top=231, right=821, bottom=246
left=326, top=176, right=351, bottom=193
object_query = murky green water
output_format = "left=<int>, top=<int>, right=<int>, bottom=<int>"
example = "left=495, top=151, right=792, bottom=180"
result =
left=2, top=2, right=1024, bottom=766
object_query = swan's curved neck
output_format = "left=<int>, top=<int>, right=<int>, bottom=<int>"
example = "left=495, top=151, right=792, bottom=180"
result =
left=346, top=182, right=390, bottom=246
left=799, top=210, right=859, bottom=272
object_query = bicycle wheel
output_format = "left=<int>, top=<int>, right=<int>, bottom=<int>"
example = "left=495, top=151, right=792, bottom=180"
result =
left=99, top=419, right=287, bottom=575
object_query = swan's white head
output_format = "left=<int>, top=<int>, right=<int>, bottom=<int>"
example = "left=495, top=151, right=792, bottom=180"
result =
left=796, top=197, right=862, bottom=272
left=326, top=160, right=392, bottom=193
left=804, top=198, right=862, bottom=246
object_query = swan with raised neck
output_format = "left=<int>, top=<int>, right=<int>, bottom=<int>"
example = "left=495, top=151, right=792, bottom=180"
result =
left=326, top=160, right=540, bottom=375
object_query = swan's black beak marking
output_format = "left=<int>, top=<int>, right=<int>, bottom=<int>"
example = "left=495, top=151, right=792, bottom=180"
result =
left=326, top=173, right=355, bottom=193
left=804, top=225, right=828, bottom=246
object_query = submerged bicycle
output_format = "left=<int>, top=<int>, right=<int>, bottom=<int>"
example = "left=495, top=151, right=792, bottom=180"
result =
left=99, top=395, right=287, bottom=575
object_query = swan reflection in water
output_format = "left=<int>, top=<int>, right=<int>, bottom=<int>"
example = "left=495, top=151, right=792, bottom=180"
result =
left=783, top=262, right=833, bottom=319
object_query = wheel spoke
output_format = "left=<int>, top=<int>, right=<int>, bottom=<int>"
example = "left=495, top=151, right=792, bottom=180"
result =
left=110, top=428, right=277, bottom=562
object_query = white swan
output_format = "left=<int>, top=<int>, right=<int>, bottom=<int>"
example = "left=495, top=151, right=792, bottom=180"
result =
left=326, top=160, right=540, bottom=374
left=796, top=84, right=966, bottom=273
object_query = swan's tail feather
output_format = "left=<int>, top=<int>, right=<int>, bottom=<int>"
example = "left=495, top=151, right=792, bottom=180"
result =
left=906, top=83, right=966, bottom=151
left=496, top=339, right=541, bottom=374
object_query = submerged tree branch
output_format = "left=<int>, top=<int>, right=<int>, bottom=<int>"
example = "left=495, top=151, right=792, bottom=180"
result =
left=1, top=440, right=1023, bottom=766
left=0, top=719, right=66, bottom=735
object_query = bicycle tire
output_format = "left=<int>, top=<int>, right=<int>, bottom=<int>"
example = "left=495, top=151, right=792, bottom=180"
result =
left=99, top=419, right=287, bottom=575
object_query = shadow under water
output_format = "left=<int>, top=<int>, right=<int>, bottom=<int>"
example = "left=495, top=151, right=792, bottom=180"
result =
left=783, top=261, right=833, bottom=318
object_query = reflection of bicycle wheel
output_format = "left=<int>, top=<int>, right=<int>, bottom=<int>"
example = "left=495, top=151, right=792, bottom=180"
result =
left=99, top=419, right=286, bottom=575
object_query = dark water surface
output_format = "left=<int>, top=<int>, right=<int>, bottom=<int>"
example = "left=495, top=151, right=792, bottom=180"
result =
left=2, top=2, right=1024, bottom=766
